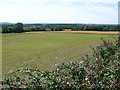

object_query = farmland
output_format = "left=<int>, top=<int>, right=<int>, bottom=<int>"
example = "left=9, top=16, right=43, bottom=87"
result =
left=2, top=32, right=116, bottom=75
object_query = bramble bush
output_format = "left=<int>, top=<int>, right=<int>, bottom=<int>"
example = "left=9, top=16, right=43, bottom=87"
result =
left=1, top=36, right=120, bottom=90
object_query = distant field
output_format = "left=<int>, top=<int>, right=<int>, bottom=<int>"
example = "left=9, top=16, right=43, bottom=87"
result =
left=27, top=31, right=119, bottom=35
left=2, top=32, right=116, bottom=75
left=53, top=31, right=119, bottom=35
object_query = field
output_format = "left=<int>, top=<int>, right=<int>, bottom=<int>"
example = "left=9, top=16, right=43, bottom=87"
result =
left=2, top=32, right=116, bottom=75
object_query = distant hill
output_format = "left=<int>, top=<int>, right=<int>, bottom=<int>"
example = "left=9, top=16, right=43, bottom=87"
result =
left=0, top=22, right=13, bottom=25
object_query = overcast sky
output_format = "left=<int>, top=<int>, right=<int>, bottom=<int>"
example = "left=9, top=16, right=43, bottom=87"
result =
left=0, top=0, right=119, bottom=24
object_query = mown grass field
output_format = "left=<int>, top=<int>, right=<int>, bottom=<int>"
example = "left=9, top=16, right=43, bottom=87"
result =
left=2, top=32, right=116, bottom=75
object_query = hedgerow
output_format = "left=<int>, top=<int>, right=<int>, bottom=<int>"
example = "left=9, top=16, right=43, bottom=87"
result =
left=1, top=36, right=120, bottom=90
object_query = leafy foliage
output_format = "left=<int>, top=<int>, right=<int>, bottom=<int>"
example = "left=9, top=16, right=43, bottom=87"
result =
left=1, top=36, right=120, bottom=89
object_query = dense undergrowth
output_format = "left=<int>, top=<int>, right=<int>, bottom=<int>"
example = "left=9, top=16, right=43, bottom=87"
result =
left=1, top=35, right=120, bottom=90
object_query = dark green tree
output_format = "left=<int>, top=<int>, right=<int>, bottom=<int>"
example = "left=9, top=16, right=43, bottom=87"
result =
left=13, top=22, right=24, bottom=33
left=103, top=26, right=109, bottom=31
left=2, top=25, right=9, bottom=33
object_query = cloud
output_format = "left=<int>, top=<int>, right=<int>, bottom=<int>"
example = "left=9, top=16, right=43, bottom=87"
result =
left=68, top=0, right=118, bottom=4
left=89, top=0, right=118, bottom=4
left=0, top=0, right=118, bottom=24
left=1, top=0, right=119, bottom=5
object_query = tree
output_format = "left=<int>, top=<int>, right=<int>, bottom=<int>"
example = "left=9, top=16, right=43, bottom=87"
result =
left=2, top=25, right=9, bottom=33
left=13, top=22, right=24, bottom=33
left=103, top=26, right=109, bottom=31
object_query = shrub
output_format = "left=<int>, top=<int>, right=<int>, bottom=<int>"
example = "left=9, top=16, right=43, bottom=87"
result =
left=1, top=36, right=120, bottom=89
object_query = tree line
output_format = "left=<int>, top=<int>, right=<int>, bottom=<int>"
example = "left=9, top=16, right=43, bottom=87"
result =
left=2, top=23, right=24, bottom=33
left=1, top=23, right=120, bottom=33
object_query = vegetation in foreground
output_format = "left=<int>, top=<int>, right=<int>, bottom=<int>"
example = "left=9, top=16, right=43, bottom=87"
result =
left=1, top=36, right=120, bottom=89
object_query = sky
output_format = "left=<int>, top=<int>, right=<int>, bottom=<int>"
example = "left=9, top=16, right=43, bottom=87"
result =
left=0, top=0, right=119, bottom=24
